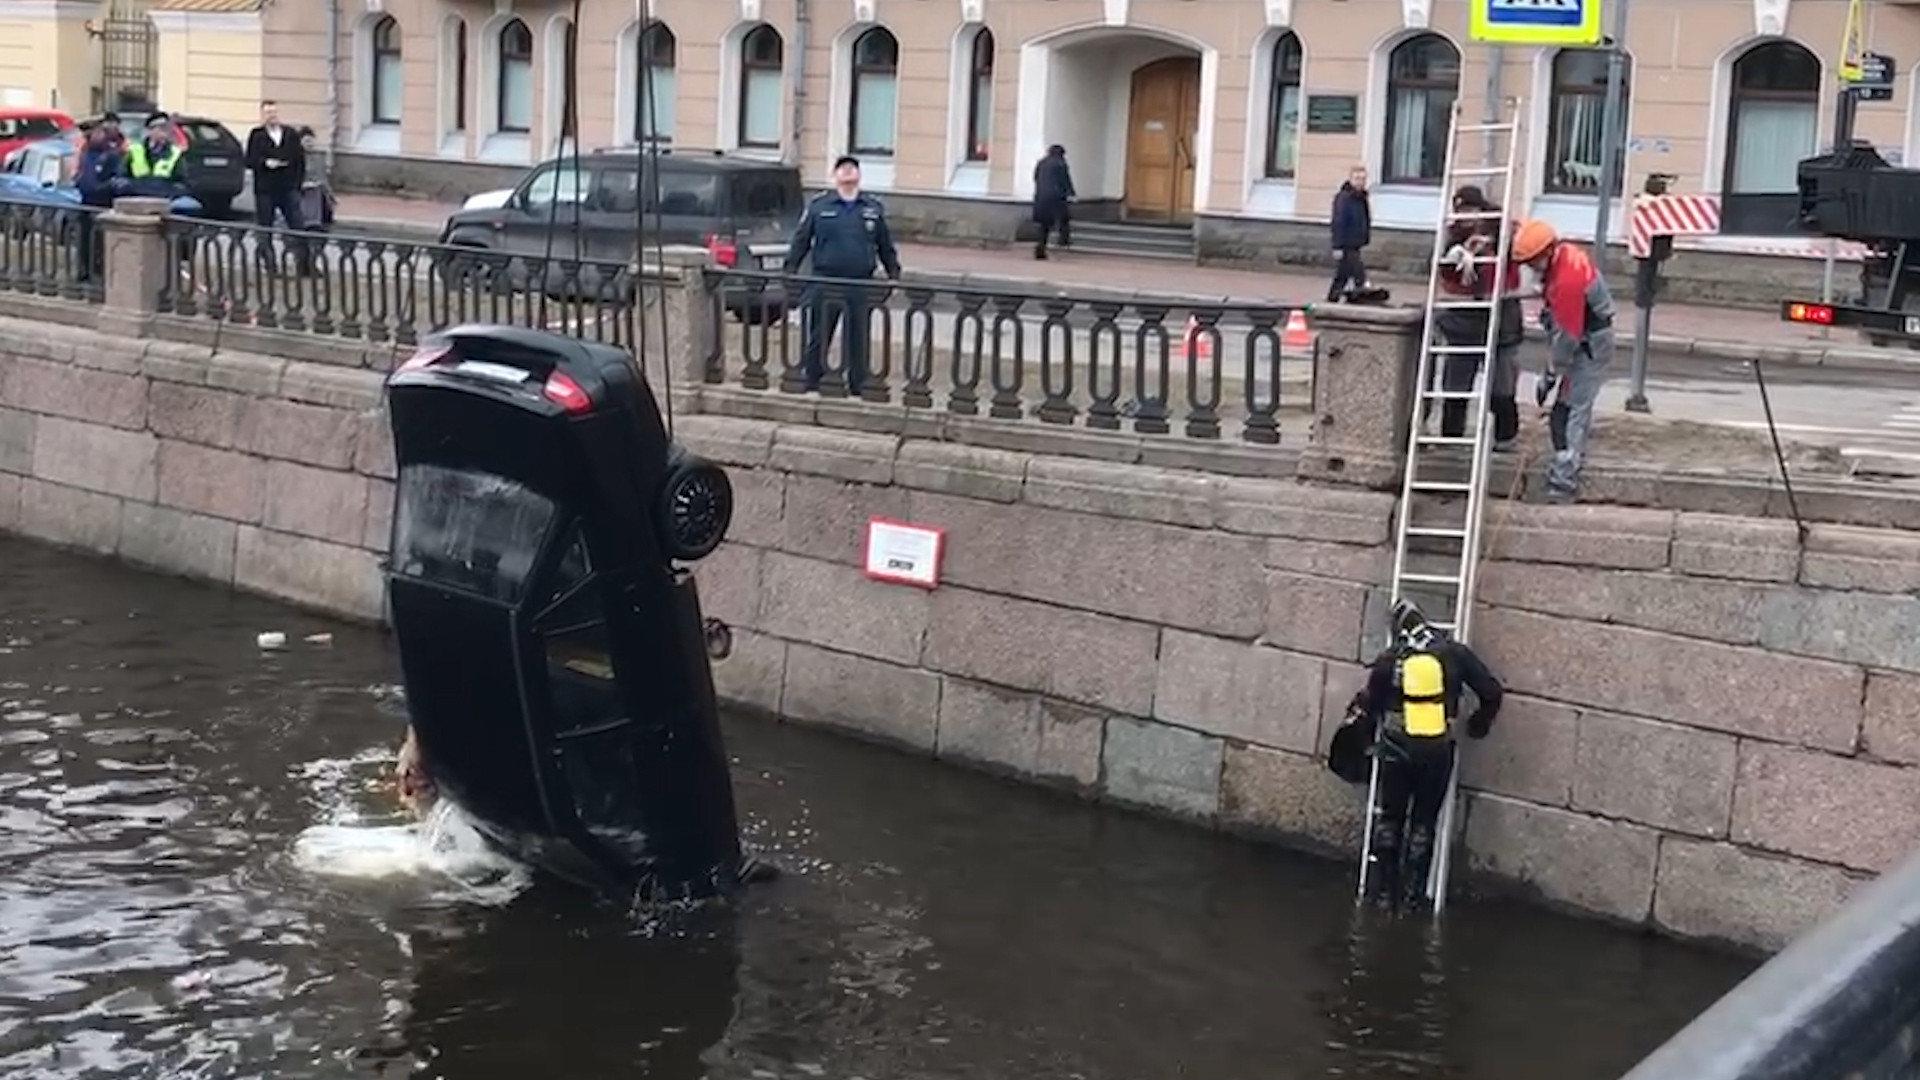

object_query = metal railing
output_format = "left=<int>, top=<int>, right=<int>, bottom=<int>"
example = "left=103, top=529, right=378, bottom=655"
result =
left=155, top=216, right=638, bottom=348
left=702, top=268, right=1316, bottom=444
left=0, top=196, right=106, bottom=302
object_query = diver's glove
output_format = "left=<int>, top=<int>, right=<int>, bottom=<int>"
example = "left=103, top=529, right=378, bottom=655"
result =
left=1534, top=369, right=1560, bottom=407
left=1466, top=712, right=1494, bottom=740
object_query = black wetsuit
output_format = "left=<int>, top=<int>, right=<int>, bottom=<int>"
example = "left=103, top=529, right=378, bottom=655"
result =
left=1357, top=634, right=1504, bottom=908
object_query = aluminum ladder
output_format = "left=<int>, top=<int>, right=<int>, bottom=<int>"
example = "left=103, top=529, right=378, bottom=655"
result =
left=1356, top=99, right=1524, bottom=916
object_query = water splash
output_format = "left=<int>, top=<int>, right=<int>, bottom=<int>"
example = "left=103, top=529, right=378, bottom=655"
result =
left=287, top=750, right=531, bottom=905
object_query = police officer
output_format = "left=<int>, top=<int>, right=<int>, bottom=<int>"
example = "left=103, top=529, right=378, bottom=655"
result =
left=1343, top=598, right=1503, bottom=911
left=781, top=155, right=902, bottom=394
left=123, top=112, right=187, bottom=198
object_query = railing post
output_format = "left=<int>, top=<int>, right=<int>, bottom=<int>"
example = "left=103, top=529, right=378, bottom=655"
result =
left=1297, top=303, right=1424, bottom=490
left=96, top=196, right=173, bottom=335
left=632, top=245, right=715, bottom=419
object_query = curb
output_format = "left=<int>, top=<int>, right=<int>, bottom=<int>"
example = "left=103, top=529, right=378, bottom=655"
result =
left=332, top=213, right=1920, bottom=376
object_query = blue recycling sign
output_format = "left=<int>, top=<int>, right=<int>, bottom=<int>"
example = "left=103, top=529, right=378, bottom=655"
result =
left=1469, top=0, right=1603, bottom=46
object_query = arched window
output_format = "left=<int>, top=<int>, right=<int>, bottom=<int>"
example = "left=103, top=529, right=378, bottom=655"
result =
left=443, top=17, right=468, bottom=133
left=1546, top=49, right=1630, bottom=195
left=1725, top=40, right=1820, bottom=196
left=1382, top=34, right=1460, bottom=185
left=497, top=19, right=533, bottom=133
left=1264, top=33, right=1304, bottom=179
left=964, top=28, right=994, bottom=162
left=371, top=16, right=403, bottom=126
left=636, top=23, right=676, bottom=144
left=849, top=27, right=898, bottom=156
left=738, top=25, right=784, bottom=148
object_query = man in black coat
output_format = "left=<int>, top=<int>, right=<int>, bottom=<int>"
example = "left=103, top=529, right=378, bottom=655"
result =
left=1328, top=164, right=1372, bottom=301
left=245, top=100, right=307, bottom=232
left=1031, top=144, right=1076, bottom=260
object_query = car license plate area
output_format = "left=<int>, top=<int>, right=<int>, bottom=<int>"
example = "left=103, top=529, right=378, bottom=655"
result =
left=201, top=157, right=229, bottom=167
left=455, top=360, right=531, bottom=384
left=1904, top=315, right=1920, bottom=337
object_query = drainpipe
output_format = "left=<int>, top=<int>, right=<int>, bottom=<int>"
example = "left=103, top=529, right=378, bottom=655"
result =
left=1481, top=46, right=1503, bottom=168
left=788, top=0, right=810, bottom=170
left=325, top=0, right=342, bottom=182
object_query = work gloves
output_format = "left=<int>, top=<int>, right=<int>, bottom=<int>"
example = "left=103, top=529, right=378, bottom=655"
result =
left=1466, top=712, right=1493, bottom=740
left=1534, top=369, right=1559, bottom=407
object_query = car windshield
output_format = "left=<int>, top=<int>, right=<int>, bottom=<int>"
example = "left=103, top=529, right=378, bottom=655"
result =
left=392, top=465, right=557, bottom=603
left=180, top=121, right=234, bottom=149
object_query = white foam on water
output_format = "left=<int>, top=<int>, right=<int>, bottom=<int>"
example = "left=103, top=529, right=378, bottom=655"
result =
left=288, top=751, right=532, bottom=905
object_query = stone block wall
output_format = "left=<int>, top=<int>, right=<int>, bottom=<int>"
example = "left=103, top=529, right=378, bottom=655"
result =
left=674, top=414, right=1920, bottom=953
left=5, top=310, right=1919, bottom=954
left=0, top=317, right=391, bottom=621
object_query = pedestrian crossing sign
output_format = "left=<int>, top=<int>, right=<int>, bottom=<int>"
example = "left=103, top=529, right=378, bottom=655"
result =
left=1469, top=0, right=1603, bottom=46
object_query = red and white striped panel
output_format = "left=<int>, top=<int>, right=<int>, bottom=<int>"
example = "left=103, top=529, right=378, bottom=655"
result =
left=1628, top=195, right=1720, bottom=259
left=1627, top=194, right=1870, bottom=261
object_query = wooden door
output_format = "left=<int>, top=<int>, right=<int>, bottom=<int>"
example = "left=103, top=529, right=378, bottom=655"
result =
left=1124, top=57, right=1201, bottom=222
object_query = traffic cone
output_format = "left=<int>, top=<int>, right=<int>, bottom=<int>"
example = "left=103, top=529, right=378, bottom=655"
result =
left=1283, top=309, right=1314, bottom=351
left=1184, top=316, right=1212, bottom=367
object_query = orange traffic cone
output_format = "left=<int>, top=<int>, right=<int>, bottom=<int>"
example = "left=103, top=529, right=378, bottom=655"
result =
left=1184, top=316, right=1212, bottom=366
left=1283, top=309, right=1314, bottom=351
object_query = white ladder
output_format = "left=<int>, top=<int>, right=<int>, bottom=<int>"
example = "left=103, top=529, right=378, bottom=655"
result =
left=1356, top=99, right=1523, bottom=916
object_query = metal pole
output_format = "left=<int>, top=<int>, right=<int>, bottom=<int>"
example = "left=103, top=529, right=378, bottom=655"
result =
left=1589, top=0, right=1631, bottom=270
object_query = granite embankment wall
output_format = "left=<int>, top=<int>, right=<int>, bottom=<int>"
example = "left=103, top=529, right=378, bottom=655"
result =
left=4, top=314, right=1920, bottom=952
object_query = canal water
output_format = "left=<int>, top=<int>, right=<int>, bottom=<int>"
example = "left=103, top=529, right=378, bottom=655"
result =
left=0, top=537, right=1753, bottom=1080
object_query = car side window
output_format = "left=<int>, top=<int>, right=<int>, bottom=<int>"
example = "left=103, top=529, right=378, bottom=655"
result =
left=593, top=164, right=640, bottom=214
left=656, top=169, right=717, bottom=217
left=520, top=162, right=589, bottom=211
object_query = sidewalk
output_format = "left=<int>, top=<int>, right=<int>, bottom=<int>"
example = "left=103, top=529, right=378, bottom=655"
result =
left=329, top=192, right=1916, bottom=374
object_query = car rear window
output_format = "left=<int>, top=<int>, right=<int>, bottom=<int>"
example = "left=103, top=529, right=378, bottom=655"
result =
left=731, top=170, right=802, bottom=218
left=393, top=465, right=557, bottom=603
left=0, top=117, right=67, bottom=141
left=654, top=170, right=717, bottom=216
left=181, top=122, right=238, bottom=151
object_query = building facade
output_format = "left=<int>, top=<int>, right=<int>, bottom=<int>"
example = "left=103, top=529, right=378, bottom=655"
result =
left=6, top=0, right=1919, bottom=260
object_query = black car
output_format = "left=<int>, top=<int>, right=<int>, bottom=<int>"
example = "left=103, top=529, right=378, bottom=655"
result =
left=78, top=110, right=246, bottom=217
left=437, top=148, right=799, bottom=322
left=384, top=323, right=750, bottom=901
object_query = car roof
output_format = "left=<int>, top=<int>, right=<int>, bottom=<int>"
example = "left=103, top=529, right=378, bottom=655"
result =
left=540, top=148, right=798, bottom=174
left=0, top=108, right=72, bottom=119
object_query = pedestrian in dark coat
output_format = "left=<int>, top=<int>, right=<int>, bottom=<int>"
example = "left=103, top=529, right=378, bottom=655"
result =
left=1328, top=165, right=1372, bottom=301
left=1031, top=144, right=1076, bottom=260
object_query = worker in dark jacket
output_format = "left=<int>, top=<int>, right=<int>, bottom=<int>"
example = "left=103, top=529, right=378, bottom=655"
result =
left=781, top=155, right=902, bottom=395
left=1031, top=144, right=1075, bottom=260
left=1340, top=598, right=1503, bottom=911
left=1432, top=185, right=1524, bottom=447
left=1328, top=165, right=1372, bottom=302
left=75, top=116, right=127, bottom=282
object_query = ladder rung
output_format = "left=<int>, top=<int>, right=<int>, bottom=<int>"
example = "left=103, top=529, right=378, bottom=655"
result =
left=1432, top=299, right=1495, bottom=308
left=1407, top=525, right=1469, bottom=539
left=1420, top=389, right=1482, bottom=399
left=1447, top=210, right=1508, bottom=221
left=1399, top=572, right=1463, bottom=586
left=1456, top=123, right=1517, bottom=134
left=1429, top=346, right=1487, bottom=354
left=1411, top=480, right=1475, bottom=492
left=1449, top=166, right=1510, bottom=177
left=1417, top=435, right=1477, bottom=445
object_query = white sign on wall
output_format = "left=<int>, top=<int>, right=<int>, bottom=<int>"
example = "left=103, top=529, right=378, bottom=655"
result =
left=863, top=518, right=945, bottom=589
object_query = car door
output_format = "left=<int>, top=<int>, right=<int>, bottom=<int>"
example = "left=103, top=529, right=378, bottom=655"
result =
left=583, top=158, right=642, bottom=268
left=652, top=164, right=719, bottom=247
left=499, top=158, right=592, bottom=260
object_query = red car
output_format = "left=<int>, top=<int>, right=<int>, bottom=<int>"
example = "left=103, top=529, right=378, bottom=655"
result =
left=0, top=108, right=76, bottom=169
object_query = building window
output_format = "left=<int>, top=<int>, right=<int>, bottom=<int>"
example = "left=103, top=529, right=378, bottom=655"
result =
left=738, top=25, right=783, bottom=148
left=636, top=22, right=676, bottom=144
left=964, top=28, right=993, bottom=162
left=446, top=17, right=468, bottom=132
left=1264, top=33, right=1304, bottom=179
left=1725, top=40, right=1820, bottom=195
left=849, top=27, right=898, bottom=157
left=497, top=19, right=533, bottom=134
left=1545, top=49, right=1630, bottom=195
left=1382, top=34, right=1460, bottom=185
left=371, top=16, right=403, bottom=125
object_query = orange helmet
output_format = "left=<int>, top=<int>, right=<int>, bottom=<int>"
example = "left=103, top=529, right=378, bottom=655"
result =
left=1510, top=219, right=1557, bottom=263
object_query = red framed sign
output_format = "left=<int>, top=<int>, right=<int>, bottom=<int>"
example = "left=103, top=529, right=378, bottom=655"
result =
left=863, top=517, right=946, bottom=589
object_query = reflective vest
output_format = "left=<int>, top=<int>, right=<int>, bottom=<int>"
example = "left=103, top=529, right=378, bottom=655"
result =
left=126, top=140, right=182, bottom=179
left=1391, top=647, right=1450, bottom=739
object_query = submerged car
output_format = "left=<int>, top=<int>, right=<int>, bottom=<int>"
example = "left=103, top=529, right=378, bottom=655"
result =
left=384, top=324, right=750, bottom=901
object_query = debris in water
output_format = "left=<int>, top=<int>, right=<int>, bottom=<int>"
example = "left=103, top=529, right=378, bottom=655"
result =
left=256, top=632, right=287, bottom=650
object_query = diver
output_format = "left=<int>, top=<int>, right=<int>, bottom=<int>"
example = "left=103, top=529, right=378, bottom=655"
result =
left=1343, top=598, right=1503, bottom=911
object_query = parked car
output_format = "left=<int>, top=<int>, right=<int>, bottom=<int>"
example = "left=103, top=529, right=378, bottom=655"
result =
left=0, top=107, right=75, bottom=168
left=78, top=111, right=245, bottom=218
left=438, top=149, right=801, bottom=321
left=0, top=136, right=200, bottom=241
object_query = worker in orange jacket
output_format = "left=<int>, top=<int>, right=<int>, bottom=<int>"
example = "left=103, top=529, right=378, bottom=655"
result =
left=1510, top=220, right=1615, bottom=502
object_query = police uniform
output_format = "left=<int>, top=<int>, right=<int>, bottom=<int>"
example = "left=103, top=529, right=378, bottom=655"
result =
left=781, top=189, right=902, bottom=393
left=1350, top=600, right=1503, bottom=909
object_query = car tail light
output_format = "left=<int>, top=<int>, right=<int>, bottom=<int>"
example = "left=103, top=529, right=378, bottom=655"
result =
left=395, top=343, right=455, bottom=372
left=706, top=233, right=738, bottom=268
left=1784, top=302, right=1835, bottom=325
left=543, top=371, right=592, bottom=413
